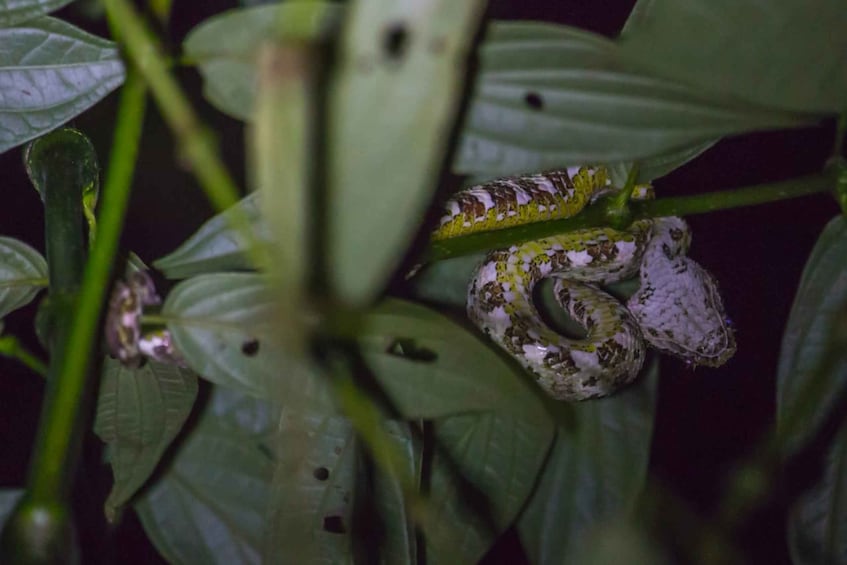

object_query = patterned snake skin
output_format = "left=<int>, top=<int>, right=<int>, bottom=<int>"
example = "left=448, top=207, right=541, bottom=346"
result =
left=432, top=166, right=736, bottom=400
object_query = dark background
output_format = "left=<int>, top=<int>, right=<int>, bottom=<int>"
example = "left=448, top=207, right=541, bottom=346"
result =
left=0, top=0, right=838, bottom=563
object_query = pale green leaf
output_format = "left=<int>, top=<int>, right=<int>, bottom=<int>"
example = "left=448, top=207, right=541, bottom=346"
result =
left=327, top=0, right=487, bottom=304
left=619, top=0, right=847, bottom=113
left=162, top=273, right=317, bottom=402
left=154, top=193, right=268, bottom=279
left=183, top=2, right=343, bottom=120
left=135, top=385, right=277, bottom=565
left=0, top=17, right=125, bottom=154
left=517, top=361, right=658, bottom=564
left=426, top=411, right=553, bottom=564
left=93, top=358, right=198, bottom=521
left=777, top=216, right=847, bottom=450
left=0, top=236, right=46, bottom=318
left=0, top=0, right=73, bottom=27
left=263, top=394, right=358, bottom=564
left=359, top=298, right=552, bottom=420
left=453, top=22, right=814, bottom=176
left=368, top=421, right=419, bottom=564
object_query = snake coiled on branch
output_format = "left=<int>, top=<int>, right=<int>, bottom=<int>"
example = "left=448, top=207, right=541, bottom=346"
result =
left=432, top=166, right=736, bottom=401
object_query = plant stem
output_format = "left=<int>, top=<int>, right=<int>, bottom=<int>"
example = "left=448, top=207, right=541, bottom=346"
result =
left=0, top=336, right=48, bottom=378
left=101, top=0, right=265, bottom=268
left=426, top=171, right=836, bottom=261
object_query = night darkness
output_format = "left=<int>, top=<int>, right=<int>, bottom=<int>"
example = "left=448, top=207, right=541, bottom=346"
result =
left=0, top=1, right=838, bottom=563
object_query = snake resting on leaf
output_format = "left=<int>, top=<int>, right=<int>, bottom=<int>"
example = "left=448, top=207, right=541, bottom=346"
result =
left=107, top=166, right=735, bottom=402
left=431, top=166, right=736, bottom=401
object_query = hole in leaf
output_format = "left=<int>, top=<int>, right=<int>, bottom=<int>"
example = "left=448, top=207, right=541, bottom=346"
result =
left=323, top=515, right=346, bottom=534
left=241, top=338, right=260, bottom=356
left=387, top=338, right=437, bottom=362
left=383, top=23, right=409, bottom=60
left=524, top=91, right=544, bottom=110
left=313, top=467, right=330, bottom=481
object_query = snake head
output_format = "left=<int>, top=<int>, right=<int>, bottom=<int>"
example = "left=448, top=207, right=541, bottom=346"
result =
left=627, top=255, right=736, bottom=367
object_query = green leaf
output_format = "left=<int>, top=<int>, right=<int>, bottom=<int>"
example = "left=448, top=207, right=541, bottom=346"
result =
left=162, top=273, right=318, bottom=402
left=263, top=392, right=358, bottom=563
left=367, top=421, right=419, bottom=564
left=327, top=0, right=487, bottom=304
left=359, top=298, right=552, bottom=419
left=0, top=236, right=47, bottom=318
left=777, top=216, right=847, bottom=564
left=0, top=489, right=24, bottom=527
left=0, top=0, right=73, bottom=27
left=183, top=3, right=343, bottom=120
left=93, top=358, right=198, bottom=522
left=517, top=361, right=658, bottom=564
left=777, top=216, right=847, bottom=450
left=426, top=411, right=553, bottom=564
left=0, top=17, right=125, bottom=154
left=407, top=253, right=485, bottom=309
left=154, top=193, right=268, bottom=279
left=788, top=424, right=847, bottom=565
left=359, top=299, right=555, bottom=561
left=619, top=0, right=847, bottom=113
left=135, top=385, right=278, bottom=565
left=453, top=22, right=814, bottom=176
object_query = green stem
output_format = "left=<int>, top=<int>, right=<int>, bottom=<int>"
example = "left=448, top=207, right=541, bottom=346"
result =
left=101, top=0, right=265, bottom=269
left=1, top=74, right=148, bottom=564
left=1, top=128, right=94, bottom=563
left=426, top=171, right=836, bottom=261
left=0, top=336, right=48, bottom=378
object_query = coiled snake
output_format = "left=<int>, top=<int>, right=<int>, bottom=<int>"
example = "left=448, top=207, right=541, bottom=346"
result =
left=432, top=166, right=736, bottom=401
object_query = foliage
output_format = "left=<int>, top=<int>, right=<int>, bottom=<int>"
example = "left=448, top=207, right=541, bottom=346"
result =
left=0, top=0, right=844, bottom=564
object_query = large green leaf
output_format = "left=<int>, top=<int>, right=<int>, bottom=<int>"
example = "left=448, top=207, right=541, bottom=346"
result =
left=368, top=421, right=419, bottom=564
left=453, top=22, right=814, bottom=176
left=154, top=193, right=268, bottom=279
left=619, top=0, right=847, bottom=113
left=0, top=0, right=73, bottom=27
left=777, top=216, right=847, bottom=564
left=358, top=300, right=554, bottom=562
left=327, top=0, right=487, bottom=304
left=359, top=299, right=552, bottom=419
left=162, top=273, right=317, bottom=401
left=426, top=412, right=553, bottom=564
left=263, top=390, right=358, bottom=564
left=0, top=236, right=46, bottom=318
left=777, top=216, right=847, bottom=449
left=135, top=385, right=278, bottom=565
left=0, top=17, right=124, bottom=154
left=94, top=358, right=198, bottom=521
left=517, top=361, right=658, bottom=564
left=183, top=3, right=343, bottom=121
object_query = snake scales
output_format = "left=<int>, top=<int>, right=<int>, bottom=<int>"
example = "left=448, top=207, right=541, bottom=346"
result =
left=432, top=166, right=736, bottom=401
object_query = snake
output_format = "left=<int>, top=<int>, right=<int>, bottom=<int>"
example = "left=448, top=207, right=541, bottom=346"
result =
left=431, top=166, right=736, bottom=401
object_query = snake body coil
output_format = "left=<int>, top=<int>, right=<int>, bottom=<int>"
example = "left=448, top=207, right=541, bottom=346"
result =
left=433, top=166, right=736, bottom=401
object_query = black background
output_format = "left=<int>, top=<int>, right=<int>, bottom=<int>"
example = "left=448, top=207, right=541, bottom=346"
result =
left=0, top=1, right=838, bottom=563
